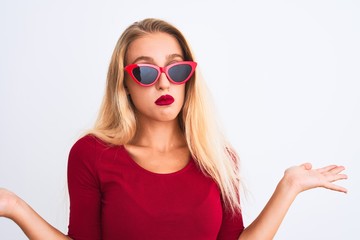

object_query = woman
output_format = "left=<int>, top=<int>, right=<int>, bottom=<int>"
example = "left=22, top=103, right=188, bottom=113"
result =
left=0, top=18, right=347, bottom=240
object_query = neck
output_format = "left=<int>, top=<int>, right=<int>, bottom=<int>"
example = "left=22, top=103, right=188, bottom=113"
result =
left=130, top=118, right=186, bottom=152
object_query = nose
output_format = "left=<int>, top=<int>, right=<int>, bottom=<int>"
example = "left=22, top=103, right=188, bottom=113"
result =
left=156, top=72, right=170, bottom=90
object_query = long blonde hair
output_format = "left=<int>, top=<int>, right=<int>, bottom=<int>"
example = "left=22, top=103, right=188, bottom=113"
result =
left=90, top=18, right=241, bottom=214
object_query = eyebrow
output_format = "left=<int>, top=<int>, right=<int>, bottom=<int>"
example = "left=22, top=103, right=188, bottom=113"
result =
left=131, top=53, right=184, bottom=64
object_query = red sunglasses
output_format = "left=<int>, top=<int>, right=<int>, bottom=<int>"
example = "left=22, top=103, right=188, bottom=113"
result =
left=124, top=61, right=197, bottom=86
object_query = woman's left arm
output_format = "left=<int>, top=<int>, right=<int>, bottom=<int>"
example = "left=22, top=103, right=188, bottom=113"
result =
left=238, top=163, right=348, bottom=240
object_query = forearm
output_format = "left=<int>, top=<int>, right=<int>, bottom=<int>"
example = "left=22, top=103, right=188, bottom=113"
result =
left=239, top=179, right=298, bottom=240
left=11, top=198, right=71, bottom=240
left=238, top=163, right=347, bottom=240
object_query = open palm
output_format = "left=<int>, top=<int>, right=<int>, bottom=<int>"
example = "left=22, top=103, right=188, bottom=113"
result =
left=283, top=163, right=348, bottom=194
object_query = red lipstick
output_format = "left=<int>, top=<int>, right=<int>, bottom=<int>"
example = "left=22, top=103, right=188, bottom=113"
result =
left=155, top=94, right=174, bottom=106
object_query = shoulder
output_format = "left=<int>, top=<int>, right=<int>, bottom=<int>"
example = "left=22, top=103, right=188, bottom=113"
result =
left=69, top=134, right=114, bottom=154
left=68, top=134, right=127, bottom=164
left=71, top=134, right=103, bottom=149
left=67, top=135, right=107, bottom=189
left=68, top=134, right=117, bottom=166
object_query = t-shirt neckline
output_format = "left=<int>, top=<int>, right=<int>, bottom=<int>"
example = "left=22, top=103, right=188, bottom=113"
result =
left=120, top=145, right=194, bottom=176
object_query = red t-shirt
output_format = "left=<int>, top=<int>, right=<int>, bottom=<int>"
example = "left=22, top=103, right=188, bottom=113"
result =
left=67, top=135, right=244, bottom=240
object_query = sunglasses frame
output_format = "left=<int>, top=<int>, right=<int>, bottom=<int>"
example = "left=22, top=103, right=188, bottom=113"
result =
left=124, top=61, right=197, bottom=87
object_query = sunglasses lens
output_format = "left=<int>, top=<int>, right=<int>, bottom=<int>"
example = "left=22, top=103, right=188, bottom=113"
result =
left=133, top=66, right=158, bottom=85
left=168, top=64, right=193, bottom=83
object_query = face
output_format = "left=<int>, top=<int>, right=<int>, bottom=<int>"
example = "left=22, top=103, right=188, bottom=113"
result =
left=125, top=32, right=187, bottom=124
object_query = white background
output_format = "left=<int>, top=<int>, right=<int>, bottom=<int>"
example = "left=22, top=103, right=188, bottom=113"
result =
left=1, top=0, right=359, bottom=239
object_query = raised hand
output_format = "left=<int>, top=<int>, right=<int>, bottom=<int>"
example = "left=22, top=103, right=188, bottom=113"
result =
left=282, top=163, right=348, bottom=195
left=0, top=187, right=71, bottom=239
left=238, top=162, right=348, bottom=240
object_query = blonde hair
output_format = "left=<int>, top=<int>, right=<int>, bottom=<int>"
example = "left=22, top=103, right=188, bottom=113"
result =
left=90, top=18, right=241, bottom=214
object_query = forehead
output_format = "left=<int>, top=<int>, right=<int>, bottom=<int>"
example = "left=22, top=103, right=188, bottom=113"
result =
left=126, top=32, right=183, bottom=64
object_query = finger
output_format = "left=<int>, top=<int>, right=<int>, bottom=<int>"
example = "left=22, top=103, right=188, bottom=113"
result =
left=323, top=182, right=348, bottom=193
left=328, top=173, right=348, bottom=182
left=322, top=166, right=347, bottom=180
left=328, top=166, right=346, bottom=175
left=316, top=165, right=338, bottom=173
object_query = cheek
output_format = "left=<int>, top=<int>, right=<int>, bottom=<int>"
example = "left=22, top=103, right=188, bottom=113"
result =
left=128, top=89, right=149, bottom=108
left=125, top=77, right=142, bottom=96
left=171, top=86, right=186, bottom=110
left=124, top=77, right=133, bottom=94
left=126, top=85, right=154, bottom=111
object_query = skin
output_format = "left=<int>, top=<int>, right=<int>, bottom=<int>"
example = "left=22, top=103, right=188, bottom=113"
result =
left=0, top=32, right=348, bottom=240
left=0, top=188, right=71, bottom=239
left=124, top=32, right=190, bottom=174
left=238, top=163, right=347, bottom=239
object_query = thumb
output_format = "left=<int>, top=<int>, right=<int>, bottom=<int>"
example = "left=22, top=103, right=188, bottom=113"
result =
left=301, top=162, right=312, bottom=170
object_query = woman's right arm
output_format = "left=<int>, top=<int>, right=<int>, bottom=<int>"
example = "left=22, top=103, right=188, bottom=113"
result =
left=0, top=188, right=71, bottom=240
left=1, top=136, right=102, bottom=240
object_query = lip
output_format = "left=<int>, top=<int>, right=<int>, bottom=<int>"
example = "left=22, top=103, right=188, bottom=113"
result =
left=155, top=94, right=175, bottom=106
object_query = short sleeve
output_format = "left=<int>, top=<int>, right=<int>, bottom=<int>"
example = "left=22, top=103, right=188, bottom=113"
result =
left=67, top=135, right=102, bottom=240
left=217, top=208, right=244, bottom=240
